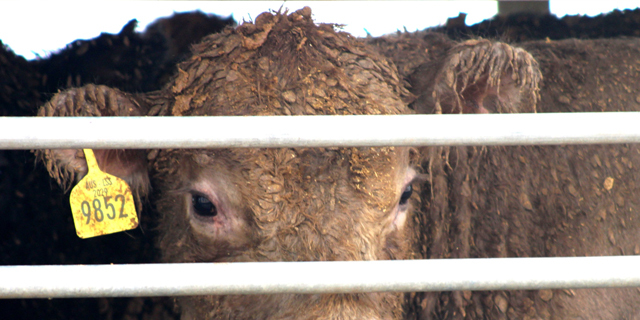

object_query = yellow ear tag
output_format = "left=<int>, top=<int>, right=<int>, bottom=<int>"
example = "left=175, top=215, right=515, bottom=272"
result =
left=69, top=149, right=139, bottom=239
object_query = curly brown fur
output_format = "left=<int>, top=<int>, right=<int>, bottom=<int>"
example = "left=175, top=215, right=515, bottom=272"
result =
left=410, top=39, right=541, bottom=115
left=408, top=37, right=640, bottom=320
left=35, top=84, right=150, bottom=207
left=146, top=8, right=409, bottom=119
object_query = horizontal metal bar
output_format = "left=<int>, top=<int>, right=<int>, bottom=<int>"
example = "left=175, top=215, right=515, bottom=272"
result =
left=2, top=256, right=640, bottom=298
left=3, top=112, right=640, bottom=149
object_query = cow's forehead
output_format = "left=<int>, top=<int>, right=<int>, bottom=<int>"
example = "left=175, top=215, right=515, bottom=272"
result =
left=148, top=9, right=410, bottom=118
left=151, top=147, right=406, bottom=206
left=155, top=146, right=405, bottom=179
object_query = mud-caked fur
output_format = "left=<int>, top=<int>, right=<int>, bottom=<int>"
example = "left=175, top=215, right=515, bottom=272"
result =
left=410, top=39, right=541, bottom=115
left=403, top=36, right=640, bottom=319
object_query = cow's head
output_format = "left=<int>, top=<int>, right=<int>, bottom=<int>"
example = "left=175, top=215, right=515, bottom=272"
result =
left=38, top=8, right=419, bottom=319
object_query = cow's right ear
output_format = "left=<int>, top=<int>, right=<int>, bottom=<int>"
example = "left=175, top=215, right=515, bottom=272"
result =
left=36, top=84, right=151, bottom=203
left=409, top=39, right=541, bottom=114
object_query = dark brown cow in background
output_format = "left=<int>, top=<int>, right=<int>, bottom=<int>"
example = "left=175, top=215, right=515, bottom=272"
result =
left=0, top=11, right=233, bottom=320
left=439, top=8, right=640, bottom=42
left=35, top=11, right=235, bottom=94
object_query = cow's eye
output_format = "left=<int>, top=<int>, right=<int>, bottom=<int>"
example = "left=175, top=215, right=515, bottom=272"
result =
left=399, top=184, right=413, bottom=206
left=192, top=194, right=218, bottom=217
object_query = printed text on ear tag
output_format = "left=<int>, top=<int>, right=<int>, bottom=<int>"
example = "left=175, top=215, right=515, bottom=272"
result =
left=69, top=149, right=139, bottom=239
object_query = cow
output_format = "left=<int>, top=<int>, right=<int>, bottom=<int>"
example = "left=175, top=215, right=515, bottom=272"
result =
left=388, top=33, right=640, bottom=318
left=37, top=8, right=417, bottom=319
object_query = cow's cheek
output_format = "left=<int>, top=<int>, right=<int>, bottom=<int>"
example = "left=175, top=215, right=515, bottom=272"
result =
left=393, top=207, right=409, bottom=230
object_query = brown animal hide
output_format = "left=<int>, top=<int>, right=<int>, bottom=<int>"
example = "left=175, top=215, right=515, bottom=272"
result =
left=438, top=8, right=640, bottom=42
left=400, top=34, right=640, bottom=319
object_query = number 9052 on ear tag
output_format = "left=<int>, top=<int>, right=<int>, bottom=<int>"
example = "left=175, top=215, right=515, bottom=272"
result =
left=69, top=149, right=138, bottom=239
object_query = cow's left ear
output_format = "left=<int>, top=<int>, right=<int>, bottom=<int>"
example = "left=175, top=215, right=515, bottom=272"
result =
left=36, top=84, right=151, bottom=202
left=409, top=39, right=541, bottom=114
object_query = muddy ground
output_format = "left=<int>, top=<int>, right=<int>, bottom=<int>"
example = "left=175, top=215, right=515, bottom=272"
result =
left=1, top=7, right=639, bottom=320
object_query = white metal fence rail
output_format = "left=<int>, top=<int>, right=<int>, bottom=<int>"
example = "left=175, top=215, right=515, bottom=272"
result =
left=2, top=112, right=640, bottom=298
left=3, top=257, right=640, bottom=298
left=3, top=112, right=640, bottom=149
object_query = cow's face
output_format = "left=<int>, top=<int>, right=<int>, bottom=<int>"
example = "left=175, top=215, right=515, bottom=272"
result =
left=154, top=146, right=416, bottom=263
left=37, top=8, right=418, bottom=319
left=152, top=146, right=416, bottom=319
left=146, top=9, right=418, bottom=318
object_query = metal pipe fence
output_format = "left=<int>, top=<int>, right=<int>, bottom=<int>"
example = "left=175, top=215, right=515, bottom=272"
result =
left=2, top=112, right=640, bottom=298
left=3, top=112, right=640, bottom=149
left=3, top=256, right=640, bottom=298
